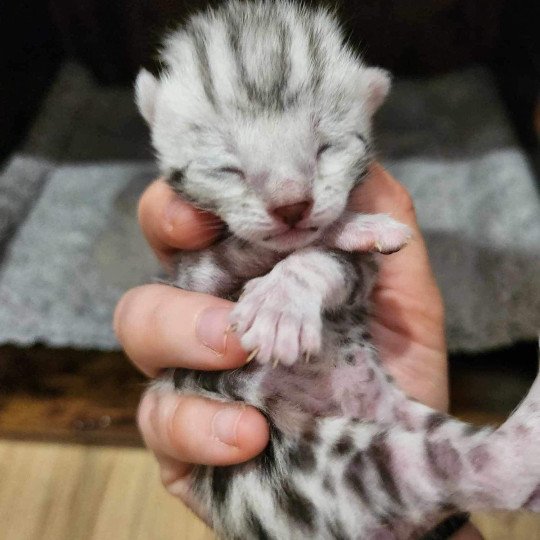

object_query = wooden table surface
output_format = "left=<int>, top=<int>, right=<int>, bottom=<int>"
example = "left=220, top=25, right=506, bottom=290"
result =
left=0, top=439, right=214, bottom=540
left=1, top=343, right=539, bottom=539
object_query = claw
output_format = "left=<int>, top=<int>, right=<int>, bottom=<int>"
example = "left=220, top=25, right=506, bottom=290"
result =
left=246, top=348, right=259, bottom=364
left=379, top=245, right=401, bottom=255
left=304, top=351, right=311, bottom=364
left=273, top=357, right=280, bottom=368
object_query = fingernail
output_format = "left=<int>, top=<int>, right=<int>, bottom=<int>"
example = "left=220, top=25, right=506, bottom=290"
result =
left=196, top=307, right=231, bottom=354
left=212, top=407, right=244, bottom=446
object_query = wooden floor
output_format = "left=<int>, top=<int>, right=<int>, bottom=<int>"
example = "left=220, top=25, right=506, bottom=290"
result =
left=1, top=439, right=540, bottom=540
left=1, top=343, right=540, bottom=539
left=0, top=346, right=144, bottom=446
left=0, top=439, right=214, bottom=540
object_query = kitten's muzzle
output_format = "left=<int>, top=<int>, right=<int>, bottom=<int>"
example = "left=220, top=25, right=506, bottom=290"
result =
left=271, top=200, right=313, bottom=227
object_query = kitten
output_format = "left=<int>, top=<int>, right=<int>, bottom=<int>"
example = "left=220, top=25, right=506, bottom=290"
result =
left=136, top=2, right=540, bottom=538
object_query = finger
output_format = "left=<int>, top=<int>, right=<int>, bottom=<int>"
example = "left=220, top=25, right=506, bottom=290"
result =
left=114, top=284, right=247, bottom=377
left=351, top=163, right=448, bottom=407
left=138, top=179, right=222, bottom=266
left=351, top=162, right=443, bottom=316
left=138, top=390, right=269, bottom=469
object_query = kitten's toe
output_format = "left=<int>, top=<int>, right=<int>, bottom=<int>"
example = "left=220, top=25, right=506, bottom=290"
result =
left=238, top=311, right=321, bottom=366
left=245, top=348, right=259, bottom=363
left=272, top=315, right=301, bottom=366
left=229, top=274, right=322, bottom=365
left=240, top=312, right=279, bottom=364
left=300, top=318, right=322, bottom=357
left=374, top=222, right=412, bottom=254
left=328, top=215, right=412, bottom=254
left=229, top=296, right=258, bottom=335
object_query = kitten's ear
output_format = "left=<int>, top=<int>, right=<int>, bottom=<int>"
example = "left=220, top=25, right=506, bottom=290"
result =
left=135, top=69, right=159, bottom=125
left=362, top=67, right=391, bottom=115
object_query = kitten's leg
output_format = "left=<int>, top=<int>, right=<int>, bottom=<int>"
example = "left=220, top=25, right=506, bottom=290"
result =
left=180, top=388, right=540, bottom=540
left=461, top=370, right=540, bottom=512
left=324, top=211, right=412, bottom=254
left=331, top=341, right=456, bottom=432
left=389, top=371, right=540, bottom=515
left=298, top=416, right=479, bottom=538
left=302, top=378, right=540, bottom=539
left=229, top=248, right=359, bottom=365
left=162, top=368, right=540, bottom=538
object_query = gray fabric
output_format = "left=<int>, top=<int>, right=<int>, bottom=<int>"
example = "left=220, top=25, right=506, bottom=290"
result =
left=0, top=63, right=153, bottom=245
left=0, top=63, right=157, bottom=349
left=0, top=157, right=54, bottom=244
left=388, top=152, right=540, bottom=350
left=377, top=69, right=540, bottom=350
left=377, top=69, right=516, bottom=159
left=21, top=63, right=152, bottom=162
left=0, top=163, right=158, bottom=348
left=0, top=63, right=538, bottom=352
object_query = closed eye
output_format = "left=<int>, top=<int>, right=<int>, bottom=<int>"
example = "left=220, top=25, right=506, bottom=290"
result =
left=355, top=133, right=368, bottom=147
left=217, top=166, right=245, bottom=178
left=317, top=143, right=332, bottom=159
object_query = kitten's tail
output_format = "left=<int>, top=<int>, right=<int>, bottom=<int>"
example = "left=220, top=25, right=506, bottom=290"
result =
left=359, top=353, right=540, bottom=516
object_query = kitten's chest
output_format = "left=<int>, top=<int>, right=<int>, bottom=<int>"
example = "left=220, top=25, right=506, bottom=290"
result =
left=218, top=236, right=285, bottom=284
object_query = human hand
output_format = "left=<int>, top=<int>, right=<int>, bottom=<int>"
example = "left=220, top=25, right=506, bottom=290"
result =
left=114, top=163, right=480, bottom=537
left=354, top=163, right=448, bottom=411
left=113, top=186, right=269, bottom=517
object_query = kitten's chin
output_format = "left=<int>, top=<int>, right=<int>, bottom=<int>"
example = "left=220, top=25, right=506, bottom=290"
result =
left=256, top=228, right=322, bottom=252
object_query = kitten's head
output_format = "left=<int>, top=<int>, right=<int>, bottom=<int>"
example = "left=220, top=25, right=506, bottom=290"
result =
left=136, top=1, right=390, bottom=252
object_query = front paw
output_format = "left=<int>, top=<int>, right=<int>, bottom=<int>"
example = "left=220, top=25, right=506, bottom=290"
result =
left=326, top=213, right=412, bottom=254
left=229, top=276, right=322, bottom=366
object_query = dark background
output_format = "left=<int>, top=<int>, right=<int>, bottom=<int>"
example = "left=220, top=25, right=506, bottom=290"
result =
left=2, top=0, right=540, bottom=164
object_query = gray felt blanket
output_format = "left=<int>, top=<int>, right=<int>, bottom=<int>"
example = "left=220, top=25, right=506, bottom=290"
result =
left=0, top=63, right=538, bottom=352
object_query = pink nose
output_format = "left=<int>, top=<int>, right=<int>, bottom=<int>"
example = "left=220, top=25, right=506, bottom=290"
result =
left=271, top=200, right=312, bottom=227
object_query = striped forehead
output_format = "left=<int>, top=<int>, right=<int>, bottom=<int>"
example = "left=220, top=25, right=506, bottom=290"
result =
left=163, top=3, right=350, bottom=113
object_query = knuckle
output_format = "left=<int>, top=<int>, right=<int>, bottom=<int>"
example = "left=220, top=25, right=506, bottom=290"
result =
left=165, top=400, right=185, bottom=454
left=137, top=181, right=157, bottom=229
left=384, top=180, right=417, bottom=223
left=113, top=285, right=174, bottom=365
left=137, top=179, right=166, bottom=227
left=137, top=390, right=158, bottom=439
left=166, top=396, right=200, bottom=458
left=396, top=185, right=416, bottom=219
left=143, top=391, right=192, bottom=458
left=113, top=286, right=154, bottom=338
left=113, top=288, right=139, bottom=344
left=430, top=288, right=446, bottom=323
